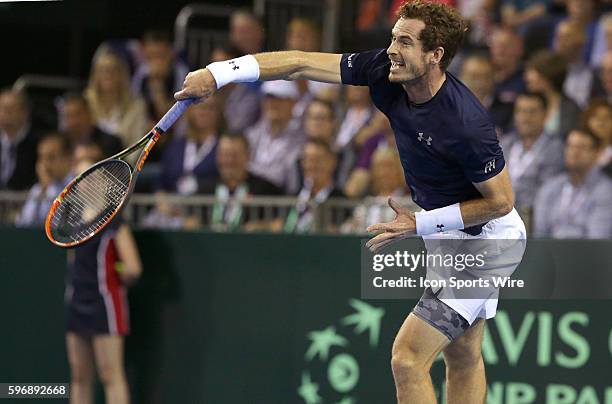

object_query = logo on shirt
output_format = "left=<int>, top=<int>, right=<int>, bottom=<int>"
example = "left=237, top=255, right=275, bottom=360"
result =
left=417, top=132, right=432, bottom=146
left=347, top=53, right=355, bottom=68
left=484, top=160, right=496, bottom=174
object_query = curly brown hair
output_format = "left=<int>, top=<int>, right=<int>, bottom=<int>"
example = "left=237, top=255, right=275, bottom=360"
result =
left=396, top=0, right=468, bottom=70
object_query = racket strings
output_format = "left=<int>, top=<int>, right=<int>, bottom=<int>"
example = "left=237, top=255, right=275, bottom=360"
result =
left=49, top=161, right=132, bottom=243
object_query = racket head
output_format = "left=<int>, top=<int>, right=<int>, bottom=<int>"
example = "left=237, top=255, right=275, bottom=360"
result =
left=45, top=159, right=134, bottom=248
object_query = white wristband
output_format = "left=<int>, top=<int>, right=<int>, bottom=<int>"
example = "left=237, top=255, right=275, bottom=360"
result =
left=414, top=203, right=464, bottom=235
left=206, top=55, right=260, bottom=89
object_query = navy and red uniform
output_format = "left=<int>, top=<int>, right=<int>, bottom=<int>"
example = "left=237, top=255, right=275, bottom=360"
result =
left=340, top=49, right=506, bottom=235
left=65, top=218, right=129, bottom=336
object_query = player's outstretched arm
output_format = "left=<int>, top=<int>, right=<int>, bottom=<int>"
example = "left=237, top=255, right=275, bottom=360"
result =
left=174, top=51, right=342, bottom=101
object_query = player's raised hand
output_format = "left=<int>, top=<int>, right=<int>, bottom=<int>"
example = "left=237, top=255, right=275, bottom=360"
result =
left=365, top=198, right=416, bottom=252
left=174, top=68, right=217, bottom=101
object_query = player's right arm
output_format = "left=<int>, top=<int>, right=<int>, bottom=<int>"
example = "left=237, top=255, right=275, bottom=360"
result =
left=174, top=51, right=342, bottom=100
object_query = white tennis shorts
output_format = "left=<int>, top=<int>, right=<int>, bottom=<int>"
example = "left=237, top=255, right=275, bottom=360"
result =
left=422, top=208, right=527, bottom=324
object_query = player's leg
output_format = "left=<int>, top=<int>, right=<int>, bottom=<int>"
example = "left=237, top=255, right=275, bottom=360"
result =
left=443, top=318, right=486, bottom=404
left=391, top=313, right=450, bottom=404
left=92, top=335, right=130, bottom=404
left=66, top=332, right=95, bottom=404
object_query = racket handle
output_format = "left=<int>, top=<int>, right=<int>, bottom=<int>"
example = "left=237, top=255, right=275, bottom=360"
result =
left=157, top=99, right=196, bottom=132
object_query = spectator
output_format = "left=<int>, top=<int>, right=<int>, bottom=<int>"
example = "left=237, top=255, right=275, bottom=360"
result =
left=489, top=28, right=527, bottom=132
left=131, top=30, right=189, bottom=121
left=591, top=51, right=612, bottom=102
left=85, top=45, right=149, bottom=146
left=282, top=138, right=346, bottom=233
left=501, top=92, right=564, bottom=210
left=335, top=86, right=375, bottom=151
left=341, top=147, right=412, bottom=233
left=60, top=93, right=123, bottom=157
left=590, top=12, right=612, bottom=67
left=288, top=98, right=354, bottom=192
left=246, top=80, right=305, bottom=191
left=229, top=9, right=265, bottom=56
left=344, top=111, right=395, bottom=199
left=565, top=0, right=598, bottom=63
left=199, top=134, right=281, bottom=231
left=158, top=96, right=222, bottom=194
left=554, top=19, right=595, bottom=107
left=582, top=98, right=612, bottom=166
left=141, top=191, right=200, bottom=230
left=524, top=50, right=581, bottom=137
left=16, top=133, right=72, bottom=227
left=210, top=47, right=261, bottom=134
left=284, top=18, right=340, bottom=120
left=460, top=54, right=514, bottom=133
left=501, top=0, right=549, bottom=34
left=0, top=89, right=40, bottom=190
left=533, top=128, right=612, bottom=238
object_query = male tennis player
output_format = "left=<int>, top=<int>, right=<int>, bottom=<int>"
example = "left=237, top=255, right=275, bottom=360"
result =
left=175, top=1, right=526, bottom=402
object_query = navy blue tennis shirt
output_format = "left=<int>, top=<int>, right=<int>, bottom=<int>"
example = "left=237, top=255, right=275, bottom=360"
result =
left=340, top=49, right=506, bottom=235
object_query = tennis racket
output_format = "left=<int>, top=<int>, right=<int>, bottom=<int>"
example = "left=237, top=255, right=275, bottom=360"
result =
left=45, top=98, right=196, bottom=247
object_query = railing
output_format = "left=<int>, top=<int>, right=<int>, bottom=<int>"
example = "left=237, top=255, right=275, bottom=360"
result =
left=0, top=191, right=418, bottom=235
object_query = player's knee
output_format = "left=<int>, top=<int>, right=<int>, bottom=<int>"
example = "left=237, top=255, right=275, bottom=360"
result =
left=390, top=350, right=429, bottom=384
left=443, top=342, right=483, bottom=370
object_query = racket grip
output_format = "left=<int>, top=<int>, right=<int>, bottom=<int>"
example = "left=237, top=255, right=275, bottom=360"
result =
left=157, top=99, right=196, bottom=132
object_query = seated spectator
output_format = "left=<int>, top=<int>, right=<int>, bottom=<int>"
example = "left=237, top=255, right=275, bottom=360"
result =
left=199, top=134, right=281, bottom=231
left=288, top=98, right=354, bottom=192
left=460, top=54, right=513, bottom=133
left=0, top=89, right=40, bottom=190
left=524, top=50, right=581, bottom=137
left=554, top=19, right=595, bottom=107
left=565, top=0, right=598, bottom=63
left=344, top=111, right=395, bottom=199
left=335, top=86, right=375, bottom=151
left=501, top=92, right=565, bottom=210
left=501, top=0, right=549, bottom=33
left=581, top=98, right=612, bottom=166
left=591, top=51, right=612, bottom=103
left=16, top=133, right=72, bottom=227
left=210, top=47, right=261, bottom=134
left=281, top=138, right=347, bottom=233
left=590, top=13, right=612, bottom=67
left=158, top=96, right=222, bottom=194
left=341, top=148, right=413, bottom=234
left=131, top=30, right=189, bottom=121
left=85, top=45, right=149, bottom=146
left=489, top=28, right=526, bottom=132
left=285, top=18, right=340, bottom=119
left=533, top=128, right=612, bottom=238
left=60, top=93, right=123, bottom=157
left=246, top=80, right=305, bottom=191
left=229, top=9, right=265, bottom=56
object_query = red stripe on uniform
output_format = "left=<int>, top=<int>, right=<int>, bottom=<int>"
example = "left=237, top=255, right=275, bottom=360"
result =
left=105, top=238, right=129, bottom=335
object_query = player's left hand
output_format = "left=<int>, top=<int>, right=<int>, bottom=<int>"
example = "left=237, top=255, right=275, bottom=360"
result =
left=366, top=198, right=416, bottom=252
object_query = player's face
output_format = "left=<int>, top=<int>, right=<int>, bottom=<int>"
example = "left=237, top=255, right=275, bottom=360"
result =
left=387, top=18, right=430, bottom=83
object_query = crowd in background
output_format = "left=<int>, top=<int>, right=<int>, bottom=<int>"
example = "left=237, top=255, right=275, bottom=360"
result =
left=1, top=0, right=612, bottom=238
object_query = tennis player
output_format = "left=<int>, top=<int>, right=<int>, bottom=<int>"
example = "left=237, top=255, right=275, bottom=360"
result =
left=175, top=1, right=526, bottom=402
left=65, top=153, right=142, bottom=404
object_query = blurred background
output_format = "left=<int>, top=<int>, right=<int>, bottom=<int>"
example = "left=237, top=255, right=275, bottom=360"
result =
left=0, top=0, right=610, bottom=403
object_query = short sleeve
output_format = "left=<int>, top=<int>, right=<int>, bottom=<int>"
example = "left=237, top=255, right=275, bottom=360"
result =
left=451, top=119, right=506, bottom=183
left=340, top=49, right=389, bottom=86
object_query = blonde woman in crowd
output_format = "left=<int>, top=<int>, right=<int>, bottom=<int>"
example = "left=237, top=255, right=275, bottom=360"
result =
left=85, top=45, right=149, bottom=146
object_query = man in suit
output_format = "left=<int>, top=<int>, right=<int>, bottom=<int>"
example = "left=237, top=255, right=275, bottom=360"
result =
left=501, top=92, right=565, bottom=210
left=0, top=88, right=40, bottom=190
left=60, top=92, right=123, bottom=158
